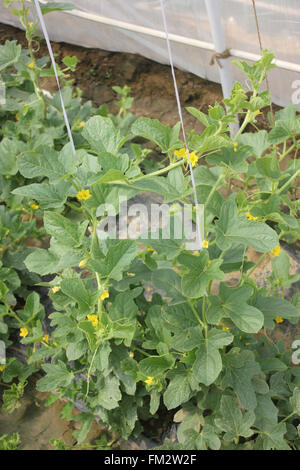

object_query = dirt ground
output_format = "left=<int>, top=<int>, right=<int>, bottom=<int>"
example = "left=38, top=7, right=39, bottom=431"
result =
left=0, top=22, right=299, bottom=451
left=0, top=23, right=281, bottom=132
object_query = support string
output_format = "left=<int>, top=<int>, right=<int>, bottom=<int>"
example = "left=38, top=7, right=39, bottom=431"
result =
left=159, top=0, right=203, bottom=249
left=33, top=0, right=76, bottom=155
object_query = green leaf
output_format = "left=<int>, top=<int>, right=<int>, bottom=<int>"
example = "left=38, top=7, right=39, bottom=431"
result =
left=72, top=414, right=94, bottom=445
left=24, top=246, right=82, bottom=275
left=256, top=156, right=281, bottom=180
left=44, top=211, right=88, bottom=248
left=90, top=240, right=139, bottom=281
left=193, top=341, right=222, bottom=386
left=2, top=382, right=25, bottom=414
left=96, top=168, right=126, bottom=184
left=24, top=249, right=59, bottom=275
left=163, top=369, right=192, bottom=410
left=152, top=269, right=185, bottom=305
left=18, top=147, right=75, bottom=182
left=260, top=422, right=290, bottom=450
left=254, top=294, right=300, bottom=329
left=223, top=349, right=261, bottom=410
left=150, top=389, right=161, bottom=415
left=0, top=40, right=21, bottom=71
left=62, top=55, right=78, bottom=71
left=238, top=131, right=269, bottom=157
left=12, top=181, right=72, bottom=209
left=60, top=278, right=95, bottom=313
left=0, top=138, right=19, bottom=175
left=66, top=341, right=88, bottom=361
left=214, top=395, right=255, bottom=442
left=206, top=146, right=251, bottom=173
left=37, top=361, right=74, bottom=392
left=131, top=117, right=181, bottom=153
left=91, top=374, right=121, bottom=410
left=82, top=116, right=129, bottom=154
left=139, top=355, right=174, bottom=377
left=216, top=199, right=278, bottom=253
left=179, top=250, right=225, bottom=299
left=215, top=284, right=264, bottom=333
left=290, top=388, right=300, bottom=416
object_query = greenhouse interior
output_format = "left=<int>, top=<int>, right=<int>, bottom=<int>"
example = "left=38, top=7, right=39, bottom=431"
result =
left=0, top=0, right=299, bottom=453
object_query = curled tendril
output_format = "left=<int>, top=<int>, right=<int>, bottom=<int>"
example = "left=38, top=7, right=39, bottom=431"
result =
left=31, top=39, right=40, bottom=53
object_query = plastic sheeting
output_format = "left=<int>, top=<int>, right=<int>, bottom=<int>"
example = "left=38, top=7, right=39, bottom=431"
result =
left=1, top=0, right=300, bottom=107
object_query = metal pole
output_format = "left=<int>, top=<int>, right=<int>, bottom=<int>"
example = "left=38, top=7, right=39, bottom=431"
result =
left=204, top=0, right=239, bottom=135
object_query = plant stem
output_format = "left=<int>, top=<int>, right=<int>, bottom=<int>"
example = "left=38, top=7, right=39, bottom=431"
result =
left=204, top=174, right=224, bottom=210
left=278, top=169, right=300, bottom=195
left=132, top=159, right=185, bottom=182
left=188, top=300, right=205, bottom=329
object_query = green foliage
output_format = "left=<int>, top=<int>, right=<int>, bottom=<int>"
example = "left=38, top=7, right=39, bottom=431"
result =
left=0, top=433, right=21, bottom=450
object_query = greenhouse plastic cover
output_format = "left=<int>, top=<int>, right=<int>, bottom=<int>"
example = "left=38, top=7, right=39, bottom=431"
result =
left=1, top=0, right=300, bottom=108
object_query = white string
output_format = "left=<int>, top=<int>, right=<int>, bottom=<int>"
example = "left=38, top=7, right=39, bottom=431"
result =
left=159, top=0, right=203, bottom=249
left=33, top=0, right=76, bottom=156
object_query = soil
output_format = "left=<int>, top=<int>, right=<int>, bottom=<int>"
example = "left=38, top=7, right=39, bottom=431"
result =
left=0, top=22, right=300, bottom=450
left=0, top=22, right=280, bottom=132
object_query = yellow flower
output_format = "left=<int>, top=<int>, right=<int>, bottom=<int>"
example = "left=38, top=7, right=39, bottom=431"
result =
left=222, top=326, right=230, bottom=331
left=79, top=259, right=87, bottom=268
left=79, top=121, right=85, bottom=128
left=0, top=365, right=5, bottom=372
left=31, top=203, right=39, bottom=210
left=193, top=251, right=200, bottom=256
left=233, top=142, right=238, bottom=152
left=246, top=212, right=258, bottom=221
left=87, top=314, right=98, bottom=327
left=202, top=240, right=209, bottom=249
left=275, top=316, right=284, bottom=324
left=174, top=148, right=186, bottom=159
left=271, top=245, right=281, bottom=257
left=20, top=327, right=28, bottom=338
left=100, top=290, right=109, bottom=301
left=129, top=352, right=134, bottom=358
left=42, top=334, right=49, bottom=343
left=145, top=376, right=154, bottom=385
left=51, top=286, right=60, bottom=294
left=187, top=152, right=198, bottom=167
left=28, top=61, right=35, bottom=69
left=146, top=247, right=154, bottom=252
left=76, top=189, right=91, bottom=201
left=174, top=148, right=198, bottom=167
left=28, top=22, right=33, bottom=27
